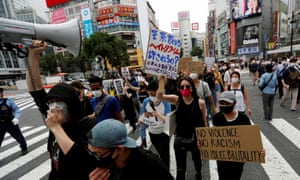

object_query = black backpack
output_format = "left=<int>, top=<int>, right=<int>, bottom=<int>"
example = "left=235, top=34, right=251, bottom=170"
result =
left=0, top=98, right=14, bottom=122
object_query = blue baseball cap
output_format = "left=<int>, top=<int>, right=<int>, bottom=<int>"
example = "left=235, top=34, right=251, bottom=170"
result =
left=89, top=119, right=136, bottom=148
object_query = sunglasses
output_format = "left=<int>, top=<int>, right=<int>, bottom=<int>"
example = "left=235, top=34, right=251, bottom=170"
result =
left=180, top=85, right=191, bottom=89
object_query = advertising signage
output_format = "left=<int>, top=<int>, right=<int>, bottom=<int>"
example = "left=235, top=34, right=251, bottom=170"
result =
left=231, top=0, right=262, bottom=20
left=46, top=0, right=69, bottom=8
left=242, top=24, right=259, bottom=45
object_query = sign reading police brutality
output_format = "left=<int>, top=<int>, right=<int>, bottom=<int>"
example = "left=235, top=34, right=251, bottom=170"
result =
left=195, top=125, right=265, bottom=163
left=145, top=28, right=181, bottom=79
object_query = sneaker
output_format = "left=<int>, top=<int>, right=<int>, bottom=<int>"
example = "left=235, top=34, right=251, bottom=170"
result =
left=21, top=149, right=28, bottom=155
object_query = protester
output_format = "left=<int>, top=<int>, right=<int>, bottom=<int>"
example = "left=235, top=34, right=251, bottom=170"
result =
left=227, top=71, right=252, bottom=116
left=280, top=58, right=300, bottom=111
left=258, top=64, right=278, bottom=121
left=44, top=116, right=174, bottom=180
left=212, top=91, right=265, bottom=180
left=70, top=80, right=94, bottom=118
left=212, top=63, right=224, bottom=109
left=26, top=40, right=97, bottom=179
left=190, top=73, right=216, bottom=120
left=88, top=76, right=123, bottom=122
left=223, top=60, right=237, bottom=89
left=139, top=79, right=171, bottom=169
left=249, top=58, right=258, bottom=86
left=0, top=88, right=28, bottom=155
left=158, top=76, right=207, bottom=180
left=275, top=57, right=288, bottom=98
left=120, top=85, right=137, bottom=131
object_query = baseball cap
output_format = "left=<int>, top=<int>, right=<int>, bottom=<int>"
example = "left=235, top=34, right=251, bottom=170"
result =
left=219, top=91, right=236, bottom=103
left=89, top=119, right=136, bottom=148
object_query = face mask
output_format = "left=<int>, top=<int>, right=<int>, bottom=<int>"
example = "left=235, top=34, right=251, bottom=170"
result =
left=220, top=105, right=234, bottom=114
left=48, top=102, right=70, bottom=120
left=91, top=149, right=119, bottom=168
left=230, top=64, right=235, bottom=68
left=180, top=89, right=192, bottom=97
left=149, top=96, right=157, bottom=102
left=290, top=63, right=295, bottom=67
left=231, top=77, right=239, bottom=84
left=92, top=90, right=102, bottom=98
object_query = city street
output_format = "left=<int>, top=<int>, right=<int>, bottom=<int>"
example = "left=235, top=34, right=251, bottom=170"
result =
left=0, top=70, right=299, bottom=179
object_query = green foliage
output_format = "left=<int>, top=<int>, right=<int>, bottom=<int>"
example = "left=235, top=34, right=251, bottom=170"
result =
left=39, top=53, right=74, bottom=75
left=190, top=47, right=203, bottom=58
left=82, top=32, right=129, bottom=68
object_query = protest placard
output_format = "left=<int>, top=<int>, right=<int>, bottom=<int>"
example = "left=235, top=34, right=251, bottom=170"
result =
left=178, top=57, right=204, bottom=73
left=145, top=28, right=181, bottom=79
left=121, top=67, right=130, bottom=78
left=195, top=125, right=265, bottom=163
left=113, top=79, right=124, bottom=95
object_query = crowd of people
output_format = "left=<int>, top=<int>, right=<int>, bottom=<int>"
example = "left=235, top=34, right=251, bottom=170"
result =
left=5, top=39, right=300, bottom=179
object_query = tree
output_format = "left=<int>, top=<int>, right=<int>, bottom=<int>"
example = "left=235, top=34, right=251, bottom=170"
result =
left=82, top=32, right=129, bottom=69
left=190, top=47, right=203, bottom=59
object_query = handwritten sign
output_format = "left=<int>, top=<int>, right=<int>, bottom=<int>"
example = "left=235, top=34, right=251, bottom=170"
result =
left=145, top=28, right=181, bottom=79
left=195, top=125, right=265, bottom=163
left=178, top=57, right=204, bottom=73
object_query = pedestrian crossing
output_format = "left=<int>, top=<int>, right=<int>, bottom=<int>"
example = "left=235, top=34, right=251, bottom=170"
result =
left=0, top=92, right=299, bottom=179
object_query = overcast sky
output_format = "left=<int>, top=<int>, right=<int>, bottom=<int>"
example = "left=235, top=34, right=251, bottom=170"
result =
left=147, top=0, right=209, bottom=33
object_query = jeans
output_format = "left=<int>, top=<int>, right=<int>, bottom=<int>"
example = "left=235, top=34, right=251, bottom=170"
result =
left=139, top=123, right=148, bottom=140
left=262, top=93, right=275, bottom=120
left=174, top=136, right=202, bottom=180
left=149, top=132, right=170, bottom=170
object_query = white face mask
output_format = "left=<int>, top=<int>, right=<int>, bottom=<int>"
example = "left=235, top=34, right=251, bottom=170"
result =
left=48, top=102, right=70, bottom=121
left=149, top=96, right=157, bottom=102
left=92, top=90, right=102, bottom=98
left=231, top=77, right=239, bottom=84
left=230, top=64, right=235, bottom=68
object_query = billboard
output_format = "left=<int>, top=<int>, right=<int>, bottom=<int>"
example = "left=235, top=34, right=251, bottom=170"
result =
left=192, top=23, right=199, bottom=31
left=46, top=0, right=69, bottom=8
left=50, top=8, right=67, bottom=24
left=171, top=22, right=179, bottom=30
left=242, top=24, right=259, bottom=45
left=231, top=0, right=262, bottom=20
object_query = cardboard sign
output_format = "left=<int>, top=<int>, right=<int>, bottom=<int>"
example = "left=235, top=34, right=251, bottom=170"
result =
left=178, top=57, right=204, bottom=73
left=145, top=28, right=181, bottom=80
left=195, top=125, right=265, bottom=163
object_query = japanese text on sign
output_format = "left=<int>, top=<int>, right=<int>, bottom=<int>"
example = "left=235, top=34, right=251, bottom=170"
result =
left=145, top=28, right=181, bottom=79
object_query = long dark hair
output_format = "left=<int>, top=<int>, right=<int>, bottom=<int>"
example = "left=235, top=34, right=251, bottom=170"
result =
left=177, top=76, right=199, bottom=100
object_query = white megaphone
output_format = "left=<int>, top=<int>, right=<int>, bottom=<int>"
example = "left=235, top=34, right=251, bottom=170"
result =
left=0, top=17, right=82, bottom=57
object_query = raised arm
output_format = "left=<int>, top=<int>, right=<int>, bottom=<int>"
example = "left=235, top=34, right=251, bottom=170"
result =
left=26, top=40, right=48, bottom=91
left=157, top=76, right=178, bottom=105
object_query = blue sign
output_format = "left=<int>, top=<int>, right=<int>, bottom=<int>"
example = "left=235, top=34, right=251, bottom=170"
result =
left=238, top=46, right=259, bottom=55
left=83, top=19, right=94, bottom=38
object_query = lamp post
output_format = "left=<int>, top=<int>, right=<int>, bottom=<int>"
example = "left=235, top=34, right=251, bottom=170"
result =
left=290, top=11, right=295, bottom=57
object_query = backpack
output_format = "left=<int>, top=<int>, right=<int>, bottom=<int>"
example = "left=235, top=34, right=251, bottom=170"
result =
left=227, top=84, right=245, bottom=95
left=94, top=95, right=111, bottom=116
left=287, top=68, right=300, bottom=88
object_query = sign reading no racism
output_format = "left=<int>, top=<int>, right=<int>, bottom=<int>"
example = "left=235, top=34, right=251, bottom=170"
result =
left=145, top=28, right=181, bottom=79
left=195, top=125, right=265, bottom=163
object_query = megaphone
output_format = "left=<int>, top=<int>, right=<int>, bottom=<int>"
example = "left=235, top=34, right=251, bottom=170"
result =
left=0, top=17, right=82, bottom=57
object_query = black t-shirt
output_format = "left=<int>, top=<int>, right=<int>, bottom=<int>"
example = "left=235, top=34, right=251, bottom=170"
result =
left=66, top=146, right=174, bottom=180
left=212, top=111, right=251, bottom=126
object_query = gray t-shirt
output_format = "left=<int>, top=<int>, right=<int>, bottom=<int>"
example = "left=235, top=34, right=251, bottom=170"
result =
left=195, top=80, right=212, bottom=100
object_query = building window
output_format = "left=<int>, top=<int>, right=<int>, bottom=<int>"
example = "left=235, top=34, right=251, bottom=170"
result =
left=3, top=51, right=12, bottom=68
left=11, top=53, right=19, bottom=68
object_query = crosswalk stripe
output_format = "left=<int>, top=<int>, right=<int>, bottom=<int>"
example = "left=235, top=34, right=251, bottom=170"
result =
left=0, top=144, right=47, bottom=179
left=19, top=102, right=36, bottom=111
left=2, top=126, right=46, bottom=147
left=18, top=159, right=51, bottom=180
left=261, top=133, right=299, bottom=179
left=0, top=132, right=48, bottom=161
left=17, top=100, right=34, bottom=107
left=271, top=118, right=300, bottom=148
left=15, top=99, right=32, bottom=105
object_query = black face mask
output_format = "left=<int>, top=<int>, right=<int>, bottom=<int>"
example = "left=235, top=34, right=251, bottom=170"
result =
left=89, top=148, right=119, bottom=168
left=220, top=105, right=234, bottom=114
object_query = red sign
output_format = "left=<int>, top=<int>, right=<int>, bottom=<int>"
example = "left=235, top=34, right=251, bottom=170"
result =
left=230, top=22, right=236, bottom=55
left=171, top=22, right=179, bottom=30
left=50, top=8, right=66, bottom=24
left=46, top=0, right=69, bottom=8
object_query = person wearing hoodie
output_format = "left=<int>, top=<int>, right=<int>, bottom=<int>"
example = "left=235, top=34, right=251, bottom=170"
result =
left=26, top=40, right=97, bottom=179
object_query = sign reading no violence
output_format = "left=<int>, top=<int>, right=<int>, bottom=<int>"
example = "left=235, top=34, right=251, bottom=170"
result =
left=195, top=125, right=265, bottom=163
